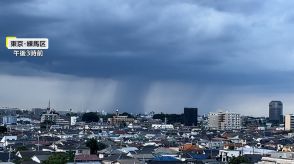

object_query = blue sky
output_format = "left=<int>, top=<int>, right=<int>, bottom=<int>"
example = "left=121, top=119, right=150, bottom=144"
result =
left=1, top=0, right=294, bottom=115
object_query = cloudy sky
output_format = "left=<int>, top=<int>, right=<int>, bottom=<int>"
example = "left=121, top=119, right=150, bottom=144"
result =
left=1, top=0, right=294, bottom=116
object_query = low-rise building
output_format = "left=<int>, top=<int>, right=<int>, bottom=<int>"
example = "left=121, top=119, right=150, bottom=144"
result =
left=2, top=116, right=17, bottom=125
left=151, top=124, right=174, bottom=130
left=285, top=114, right=294, bottom=131
left=41, top=113, right=58, bottom=123
left=74, top=154, right=100, bottom=163
left=70, top=116, right=78, bottom=126
left=218, top=150, right=241, bottom=162
left=108, top=116, right=134, bottom=125
left=1, top=136, right=17, bottom=147
left=258, top=152, right=294, bottom=164
left=208, top=111, right=241, bottom=130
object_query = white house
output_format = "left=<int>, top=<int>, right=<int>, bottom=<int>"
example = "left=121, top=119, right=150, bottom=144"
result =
left=151, top=124, right=174, bottom=130
left=0, top=136, right=17, bottom=147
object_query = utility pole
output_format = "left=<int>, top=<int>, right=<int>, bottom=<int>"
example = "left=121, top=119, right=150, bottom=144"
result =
left=164, top=115, right=167, bottom=130
left=37, top=134, right=40, bottom=151
left=210, top=140, right=212, bottom=158
left=8, top=146, right=11, bottom=162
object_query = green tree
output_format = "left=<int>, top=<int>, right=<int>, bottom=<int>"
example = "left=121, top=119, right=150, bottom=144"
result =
left=0, top=126, right=7, bottom=133
left=40, top=120, right=54, bottom=130
left=82, top=112, right=99, bottom=122
left=15, top=146, right=28, bottom=152
left=229, top=156, right=250, bottom=164
left=153, top=113, right=184, bottom=124
left=121, top=112, right=134, bottom=118
left=13, top=157, right=31, bottom=164
left=86, top=138, right=107, bottom=154
left=42, top=152, right=74, bottom=164
left=101, top=114, right=115, bottom=120
left=120, top=121, right=127, bottom=128
left=228, top=145, right=235, bottom=150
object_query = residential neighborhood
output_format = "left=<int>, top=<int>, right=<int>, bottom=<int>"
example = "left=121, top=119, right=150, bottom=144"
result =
left=0, top=103, right=292, bottom=164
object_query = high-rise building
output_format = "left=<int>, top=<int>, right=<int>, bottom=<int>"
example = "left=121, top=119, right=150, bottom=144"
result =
left=40, top=100, right=58, bottom=123
left=70, top=116, right=78, bottom=126
left=269, top=101, right=283, bottom=124
left=285, top=114, right=294, bottom=131
left=41, top=113, right=58, bottom=123
left=2, top=116, right=17, bottom=125
left=184, top=108, right=198, bottom=126
left=208, top=111, right=241, bottom=130
left=207, top=112, right=219, bottom=129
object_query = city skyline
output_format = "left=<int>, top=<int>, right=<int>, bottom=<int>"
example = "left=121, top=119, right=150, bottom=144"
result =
left=2, top=1, right=294, bottom=115
left=0, top=100, right=290, bottom=117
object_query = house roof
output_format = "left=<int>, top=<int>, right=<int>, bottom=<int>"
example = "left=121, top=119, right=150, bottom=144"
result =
left=153, top=147, right=178, bottom=155
left=132, top=153, right=154, bottom=159
left=33, top=154, right=51, bottom=161
left=243, top=154, right=262, bottom=163
left=136, top=145, right=157, bottom=154
left=75, top=154, right=99, bottom=161
left=102, top=154, right=133, bottom=161
left=179, top=143, right=202, bottom=151
left=116, top=158, right=140, bottom=164
left=0, top=152, right=16, bottom=162
left=118, top=147, right=138, bottom=153
left=153, top=156, right=180, bottom=161
left=21, top=161, right=39, bottom=164
left=102, top=154, right=121, bottom=161
left=186, top=153, right=208, bottom=160
left=16, top=151, right=52, bottom=159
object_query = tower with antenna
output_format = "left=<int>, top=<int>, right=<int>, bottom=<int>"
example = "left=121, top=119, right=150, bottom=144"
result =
left=47, top=99, right=51, bottom=114
left=116, top=109, right=119, bottom=116
left=164, top=116, right=167, bottom=125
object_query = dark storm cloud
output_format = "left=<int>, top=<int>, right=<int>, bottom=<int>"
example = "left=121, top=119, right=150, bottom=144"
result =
left=0, top=0, right=35, bottom=6
left=1, top=0, right=294, bottom=114
left=2, top=0, right=237, bottom=81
